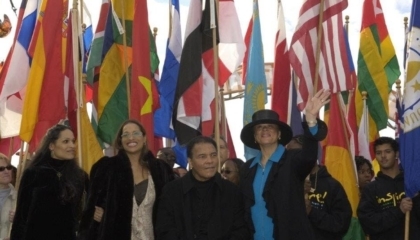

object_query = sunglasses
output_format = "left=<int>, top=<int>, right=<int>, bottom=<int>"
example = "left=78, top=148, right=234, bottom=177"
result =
left=221, top=169, right=237, bottom=174
left=121, top=131, right=143, bottom=139
left=0, top=165, right=13, bottom=172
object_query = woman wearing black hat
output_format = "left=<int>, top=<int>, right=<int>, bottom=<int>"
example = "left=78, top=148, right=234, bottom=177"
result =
left=239, top=89, right=330, bottom=240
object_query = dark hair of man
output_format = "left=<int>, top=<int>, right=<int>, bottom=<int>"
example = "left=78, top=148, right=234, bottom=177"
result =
left=355, top=156, right=373, bottom=172
left=186, top=136, right=217, bottom=159
left=30, top=124, right=83, bottom=203
left=373, top=137, right=399, bottom=153
left=227, top=158, right=245, bottom=171
left=113, top=119, right=149, bottom=167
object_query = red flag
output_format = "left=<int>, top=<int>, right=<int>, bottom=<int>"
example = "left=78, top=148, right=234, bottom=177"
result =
left=241, top=19, right=252, bottom=85
left=20, top=0, right=68, bottom=151
left=131, top=0, right=155, bottom=152
left=0, top=137, right=20, bottom=159
left=271, top=1, right=292, bottom=123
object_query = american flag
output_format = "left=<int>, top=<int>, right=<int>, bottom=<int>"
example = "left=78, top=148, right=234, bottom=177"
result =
left=289, top=0, right=350, bottom=110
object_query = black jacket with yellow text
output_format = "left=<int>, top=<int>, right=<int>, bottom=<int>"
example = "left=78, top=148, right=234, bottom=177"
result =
left=357, top=171, right=420, bottom=240
left=308, top=165, right=352, bottom=240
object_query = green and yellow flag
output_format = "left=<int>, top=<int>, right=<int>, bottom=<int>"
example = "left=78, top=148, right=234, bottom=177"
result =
left=357, top=0, right=400, bottom=132
left=96, top=0, right=134, bottom=144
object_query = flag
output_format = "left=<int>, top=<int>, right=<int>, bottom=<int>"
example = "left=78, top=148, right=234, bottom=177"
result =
left=65, top=8, right=104, bottom=173
left=96, top=0, right=129, bottom=145
left=79, top=98, right=104, bottom=173
left=85, top=0, right=110, bottom=85
left=289, top=0, right=350, bottom=110
left=172, top=0, right=212, bottom=145
left=342, top=26, right=359, bottom=159
left=272, top=0, right=291, bottom=120
left=271, top=1, right=303, bottom=135
left=0, top=0, right=38, bottom=138
left=131, top=0, right=156, bottom=152
left=81, top=1, right=93, bottom=73
left=357, top=0, right=400, bottom=131
left=324, top=93, right=364, bottom=239
left=243, top=0, right=266, bottom=160
left=400, top=0, right=420, bottom=198
left=154, top=0, right=181, bottom=140
left=0, top=137, right=20, bottom=159
left=215, top=0, right=245, bottom=86
left=83, top=0, right=109, bottom=148
left=241, top=19, right=252, bottom=85
left=357, top=98, right=372, bottom=160
left=19, top=0, right=68, bottom=148
left=200, top=0, right=220, bottom=137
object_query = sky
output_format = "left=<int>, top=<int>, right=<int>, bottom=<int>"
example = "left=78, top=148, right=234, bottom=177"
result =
left=0, top=0, right=412, bottom=160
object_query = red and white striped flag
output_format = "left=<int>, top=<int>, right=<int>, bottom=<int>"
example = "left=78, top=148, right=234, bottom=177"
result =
left=289, top=0, right=350, bottom=110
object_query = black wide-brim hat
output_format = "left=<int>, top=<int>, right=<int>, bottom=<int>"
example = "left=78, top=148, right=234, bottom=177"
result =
left=240, top=109, right=293, bottom=149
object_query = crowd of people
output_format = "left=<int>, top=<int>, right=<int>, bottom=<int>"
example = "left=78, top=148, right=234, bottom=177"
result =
left=0, top=89, right=418, bottom=239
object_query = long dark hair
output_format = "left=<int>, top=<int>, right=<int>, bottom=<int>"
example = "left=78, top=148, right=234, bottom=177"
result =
left=30, top=124, right=84, bottom=204
left=113, top=119, right=150, bottom=167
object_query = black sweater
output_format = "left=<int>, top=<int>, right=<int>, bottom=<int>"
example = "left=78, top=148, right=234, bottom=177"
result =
left=308, top=166, right=352, bottom=240
left=357, top=171, right=420, bottom=240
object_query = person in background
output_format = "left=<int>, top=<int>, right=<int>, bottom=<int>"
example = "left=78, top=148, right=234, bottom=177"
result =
left=78, top=119, right=174, bottom=240
left=306, top=164, right=352, bottom=240
left=11, top=124, right=87, bottom=240
left=211, top=135, right=230, bottom=167
left=286, top=134, right=304, bottom=150
left=173, top=166, right=188, bottom=178
left=355, top=156, right=374, bottom=192
left=156, top=136, right=250, bottom=239
left=357, top=137, right=420, bottom=240
left=239, top=89, right=330, bottom=240
left=221, top=158, right=244, bottom=186
left=157, top=147, right=176, bottom=169
left=0, top=153, right=16, bottom=240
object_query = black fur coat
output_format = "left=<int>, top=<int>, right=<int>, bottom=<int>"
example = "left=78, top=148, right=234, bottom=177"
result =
left=78, top=151, right=174, bottom=240
left=11, top=157, right=86, bottom=240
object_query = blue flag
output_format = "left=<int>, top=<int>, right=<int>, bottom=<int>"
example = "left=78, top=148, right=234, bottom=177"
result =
left=243, top=0, right=267, bottom=160
left=154, top=0, right=182, bottom=140
left=400, top=0, right=420, bottom=198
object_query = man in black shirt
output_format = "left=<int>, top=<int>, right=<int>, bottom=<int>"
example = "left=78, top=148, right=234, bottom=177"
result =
left=156, top=136, right=250, bottom=239
left=357, top=137, right=420, bottom=240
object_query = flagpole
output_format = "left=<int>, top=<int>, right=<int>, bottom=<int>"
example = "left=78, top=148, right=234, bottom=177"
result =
left=15, top=142, right=29, bottom=191
left=165, top=0, right=173, bottom=148
left=344, top=15, right=354, bottom=117
left=313, top=0, right=325, bottom=94
left=72, top=0, right=83, bottom=166
left=120, top=0, right=131, bottom=113
left=402, top=16, right=410, bottom=240
left=209, top=0, right=222, bottom=172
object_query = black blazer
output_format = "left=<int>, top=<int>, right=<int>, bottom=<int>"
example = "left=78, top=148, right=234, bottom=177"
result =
left=155, top=172, right=251, bottom=240
left=240, top=120, right=328, bottom=240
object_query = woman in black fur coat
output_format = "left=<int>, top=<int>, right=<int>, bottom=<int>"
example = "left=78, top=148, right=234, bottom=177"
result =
left=11, top=124, right=87, bottom=240
left=78, top=119, right=174, bottom=240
